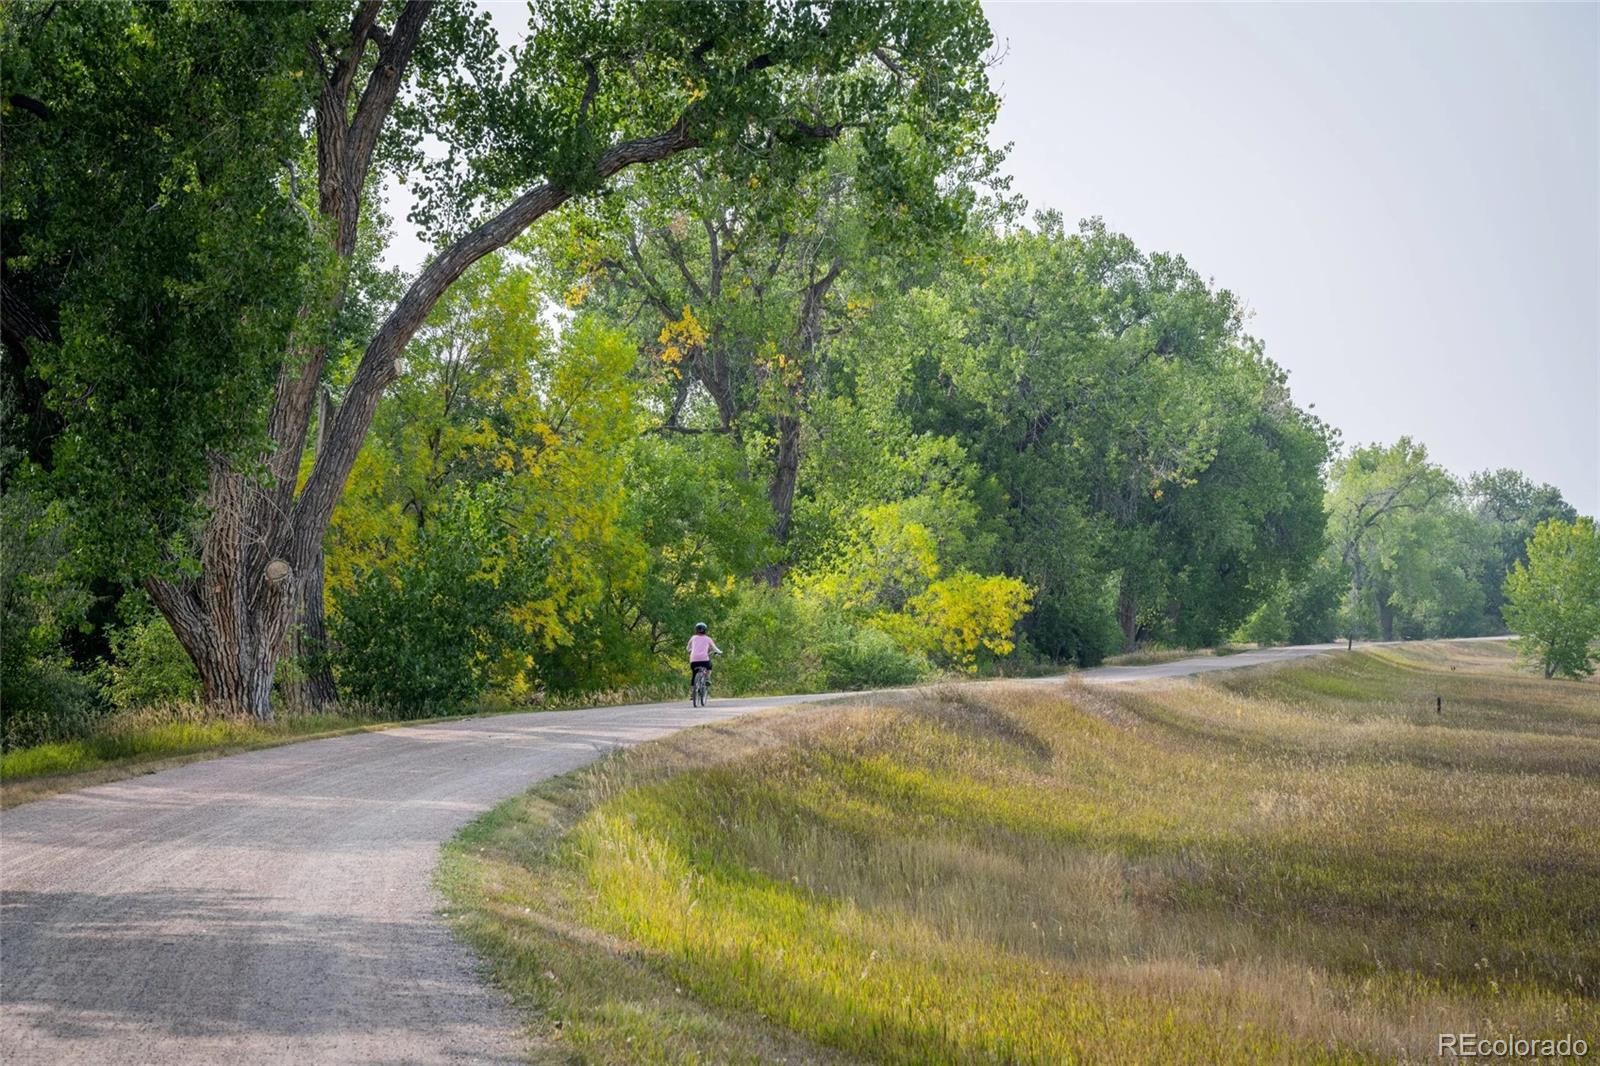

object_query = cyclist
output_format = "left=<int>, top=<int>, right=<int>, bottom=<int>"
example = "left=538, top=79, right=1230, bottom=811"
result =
left=687, top=622, right=722, bottom=702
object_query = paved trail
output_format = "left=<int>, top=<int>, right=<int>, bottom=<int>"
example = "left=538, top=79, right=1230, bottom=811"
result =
left=1, top=642, right=1343, bottom=1064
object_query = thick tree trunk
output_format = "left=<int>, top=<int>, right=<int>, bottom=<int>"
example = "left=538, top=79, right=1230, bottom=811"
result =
left=1117, top=581, right=1139, bottom=652
left=148, top=463, right=297, bottom=721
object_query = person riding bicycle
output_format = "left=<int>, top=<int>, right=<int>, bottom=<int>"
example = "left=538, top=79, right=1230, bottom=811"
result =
left=687, top=622, right=722, bottom=701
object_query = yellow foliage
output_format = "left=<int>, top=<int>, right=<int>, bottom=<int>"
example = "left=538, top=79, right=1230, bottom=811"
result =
left=325, top=261, right=643, bottom=696
left=901, top=572, right=1033, bottom=672
left=798, top=503, right=940, bottom=613
left=657, top=305, right=707, bottom=366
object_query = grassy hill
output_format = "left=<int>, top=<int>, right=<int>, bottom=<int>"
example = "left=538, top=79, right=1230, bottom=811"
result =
left=440, top=643, right=1600, bottom=1063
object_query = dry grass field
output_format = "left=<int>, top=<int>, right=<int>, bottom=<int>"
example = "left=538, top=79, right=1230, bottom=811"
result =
left=440, top=642, right=1599, bottom=1063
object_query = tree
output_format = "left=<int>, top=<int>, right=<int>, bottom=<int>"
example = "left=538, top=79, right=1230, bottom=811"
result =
left=537, top=112, right=1000, bottom=575
left=332, top=480, right=544, bottom=715
left=1324, top=439, right=1461, bottom=642
left=1468, top=469, right=1577, bottom=630
left=327, top=262, right=646, bottom=699
left=2, top=1, right=319, bottom=577
left=9, top=0, right=998, bottom=718
left=1502, top=518, right=1600, bottom=680
left=915, top=215, right=1327, bottom=657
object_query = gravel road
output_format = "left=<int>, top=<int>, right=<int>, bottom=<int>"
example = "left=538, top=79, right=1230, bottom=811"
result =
left=1, top=642, right=1342, bottom=1065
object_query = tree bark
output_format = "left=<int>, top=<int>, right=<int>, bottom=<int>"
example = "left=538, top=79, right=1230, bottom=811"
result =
left=757, top=254, right=842, bottom=579
left=757, top=412, right=803, bottom=586
left=283, top=387, right=338, bottom=711
left=148, top=459, right=297, bottom=720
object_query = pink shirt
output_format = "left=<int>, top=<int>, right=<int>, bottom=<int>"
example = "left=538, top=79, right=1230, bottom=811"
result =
left=688, top=634, right=720, bottom=662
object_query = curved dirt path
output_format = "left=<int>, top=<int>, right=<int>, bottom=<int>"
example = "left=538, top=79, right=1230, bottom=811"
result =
left=1, top=643, right=1342, bottom=1064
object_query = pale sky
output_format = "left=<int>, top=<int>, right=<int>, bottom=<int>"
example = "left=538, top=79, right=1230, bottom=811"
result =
left=387, top=2, right=1600, bottom=515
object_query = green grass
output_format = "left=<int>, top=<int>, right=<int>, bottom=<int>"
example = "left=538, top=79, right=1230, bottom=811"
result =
left=0, top=713, right=366, bottom=780
left=440, top=642, right=1600, bottom=1063
left=0, top=706, right=406, bottom=806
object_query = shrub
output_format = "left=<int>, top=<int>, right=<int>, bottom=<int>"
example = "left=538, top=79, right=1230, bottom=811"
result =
left=819, top=626, right=926, bottom=690
left=332, top=484, right=544, bottom=716
left=1233, top=582, right=1291, bottom=646
left=1, top=659, right=102, bottom=752
left=893, top=572, right=1033, bottom=672
left=1, top=484, right=103, bottom=750
left=716, top=585, right=817, bottom=693
left=102, top=599, right=200, bottom=710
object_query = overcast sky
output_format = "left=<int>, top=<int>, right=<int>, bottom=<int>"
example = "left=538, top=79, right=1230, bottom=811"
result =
left=388, top=1, right=1599, bottom=515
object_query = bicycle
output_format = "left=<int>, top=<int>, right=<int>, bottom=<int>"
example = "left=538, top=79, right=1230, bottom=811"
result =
left=691, top=663, right=711, bottom=707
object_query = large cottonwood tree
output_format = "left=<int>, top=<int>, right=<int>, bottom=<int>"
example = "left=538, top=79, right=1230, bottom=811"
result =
left=5, top=0, right=996, bottom=718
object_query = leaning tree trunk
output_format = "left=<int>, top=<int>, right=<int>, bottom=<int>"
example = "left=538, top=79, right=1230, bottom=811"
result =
left=283, top=387, right=338, bottom=711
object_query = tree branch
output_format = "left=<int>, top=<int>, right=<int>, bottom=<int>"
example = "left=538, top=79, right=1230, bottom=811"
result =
left=291, top=118, right=703, bottom=558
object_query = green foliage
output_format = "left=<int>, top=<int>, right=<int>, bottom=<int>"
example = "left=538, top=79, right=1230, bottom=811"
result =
left=1233, top=583, right=1292, bottom=646
left=331, top=483, right=546, bottom=716
left=816, top=625, right=926, bottom=690
left=2, top=0, right=319, bottom=578
left=1281, top=561, right=1348, bottom=644
left=0, top=481, right=101, bottom=750
left=328, top=264, right=643, bottom=700
left=101, top=595, right=199, bottom=711
left=1503, top=518, right=1600, bottom=680
left=4, top=0, right=1579, bottom=720
left=1323, top=439, right=1495, bottom=642
left=714, top=587, right=930, bottom=694
left=1469, top=469, right=1578, bottom=629
left=886, top=214, right=1330, bottom=656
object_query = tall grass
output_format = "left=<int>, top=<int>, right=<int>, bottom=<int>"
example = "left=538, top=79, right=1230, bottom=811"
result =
left=0, top=701, right=383, bottom=788
left=440, top=642, right=1599, bottom=1063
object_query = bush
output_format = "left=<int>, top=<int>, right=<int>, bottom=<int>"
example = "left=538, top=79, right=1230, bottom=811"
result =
left=1, top=483, right=104, bottom=750
left=1021, top=584, right=1121, bottom=667
left=891, top=572, right=1034, bottom=672
left=1233, top=582, right=1291, bottom=646
left=332, top=484, right=544, bottom=717
left=1, top=659, right=103, bottom=752
left=102, top=599, right=199, bottom=710
left=715, top=585, right=817, bottom=694
left=819, top=626, right=927, bottom=690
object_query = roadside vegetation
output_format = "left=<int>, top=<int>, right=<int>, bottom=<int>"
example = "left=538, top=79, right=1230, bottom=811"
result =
left=440, top=642, right=1599, bottom=1063
left=0, top=705, right=384, bottom=807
